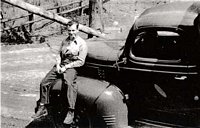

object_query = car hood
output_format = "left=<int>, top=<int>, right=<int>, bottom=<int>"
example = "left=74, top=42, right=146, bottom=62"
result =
left=134, top=1, right=200, bottom=29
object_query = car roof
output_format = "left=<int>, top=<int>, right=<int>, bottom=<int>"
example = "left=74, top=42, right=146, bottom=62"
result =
left=134, top=1, right=200, bottom=29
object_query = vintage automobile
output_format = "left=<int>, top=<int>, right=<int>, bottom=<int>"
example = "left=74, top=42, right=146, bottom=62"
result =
left=27, top=1, right=200, bottom=128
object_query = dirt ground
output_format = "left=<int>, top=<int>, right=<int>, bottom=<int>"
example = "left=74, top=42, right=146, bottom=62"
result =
left=1, top=0, right=168, bottom=127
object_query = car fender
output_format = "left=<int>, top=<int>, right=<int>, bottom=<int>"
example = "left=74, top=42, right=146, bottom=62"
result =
left=77, top=76, right=129, bottom=128
left=95, top=85, right=128, bottom=128
left=77, top=76, right=110, bottom=107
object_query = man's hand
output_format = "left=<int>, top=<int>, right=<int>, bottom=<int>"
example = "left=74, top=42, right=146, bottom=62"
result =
left=56, top=64, right=62, bottom=74
left=59, top=67, right=66, bottom=74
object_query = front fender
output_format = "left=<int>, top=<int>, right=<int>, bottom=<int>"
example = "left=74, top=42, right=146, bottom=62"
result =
left=95, top=85, right=128, bottom=128
left=77, top=76, right=110, bottom=107
left=77, top=76, right=129, bottom=128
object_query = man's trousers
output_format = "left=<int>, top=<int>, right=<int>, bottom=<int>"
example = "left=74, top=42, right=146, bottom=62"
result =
left=40, top=65, right=77, bottom=109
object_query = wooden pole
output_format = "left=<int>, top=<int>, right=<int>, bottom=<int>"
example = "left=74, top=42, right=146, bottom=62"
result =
left=0, top=10, right=6, bottom=28
left=55, top=2, right=62, bottom=34
left=88, top=0, right=104, bottom=38
left=28, top=12, right=33, bottom=32
left=2, top=0, right=107, bottom=38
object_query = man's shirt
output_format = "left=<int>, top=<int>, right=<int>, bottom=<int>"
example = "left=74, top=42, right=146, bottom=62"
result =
left=59, top=36, right=88, bottom=68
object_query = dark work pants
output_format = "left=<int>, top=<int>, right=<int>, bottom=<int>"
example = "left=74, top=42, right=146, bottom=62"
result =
left=40, top=65, right=77, bottom=110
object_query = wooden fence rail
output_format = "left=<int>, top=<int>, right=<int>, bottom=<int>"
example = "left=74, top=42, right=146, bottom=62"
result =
left=1, top=0, right=110, bottom=42
left=1, top=14, right=32, bottom=23
left=1, top=0, right=88, bottom=33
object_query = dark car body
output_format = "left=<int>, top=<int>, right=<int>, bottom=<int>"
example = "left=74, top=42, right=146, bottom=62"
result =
left=29, top=1, right=200, bottom=128
left=78, top=1, right=200, bottom=127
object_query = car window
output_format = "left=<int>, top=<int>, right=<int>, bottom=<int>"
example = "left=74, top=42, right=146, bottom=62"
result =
left=130, top=30, right=182, bottom=63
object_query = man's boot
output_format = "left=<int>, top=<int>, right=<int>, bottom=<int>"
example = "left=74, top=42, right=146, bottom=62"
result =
left=63, top=109, right=74, bottom=124
left=31, top=105, right=48, bottom=119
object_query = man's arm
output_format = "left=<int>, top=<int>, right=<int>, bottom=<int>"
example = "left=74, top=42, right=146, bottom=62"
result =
left=65, top=40, right=88, bottom=69
left=55, top=41, right=64, bottom=73
left=56, top=41, right=64, bottom=66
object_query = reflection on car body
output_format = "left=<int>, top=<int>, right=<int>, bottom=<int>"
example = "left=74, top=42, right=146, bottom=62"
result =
left=79, top=1, right=200, bottom=127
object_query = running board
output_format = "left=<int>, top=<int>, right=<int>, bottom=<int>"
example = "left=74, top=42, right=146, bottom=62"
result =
left=135, top=119, right=191, bottom=128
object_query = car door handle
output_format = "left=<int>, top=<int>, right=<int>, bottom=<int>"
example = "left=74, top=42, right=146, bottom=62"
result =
left=174, top=76, right=187, bottom=80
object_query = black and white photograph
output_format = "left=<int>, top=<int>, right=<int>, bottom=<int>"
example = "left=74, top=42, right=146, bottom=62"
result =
left=1, top=0, right=200, bottom=127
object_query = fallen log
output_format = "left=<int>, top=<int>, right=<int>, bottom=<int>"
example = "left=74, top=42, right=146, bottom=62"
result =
left=2, top=0, right=107, bottom=39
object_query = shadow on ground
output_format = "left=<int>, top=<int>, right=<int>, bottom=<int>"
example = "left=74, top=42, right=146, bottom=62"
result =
left=25, top=116, right=71, bottom=128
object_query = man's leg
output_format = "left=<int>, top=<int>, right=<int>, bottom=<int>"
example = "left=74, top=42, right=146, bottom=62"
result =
left=32, top=66, right=58, bottom=119
left=63, top=68, right=77, bottom=124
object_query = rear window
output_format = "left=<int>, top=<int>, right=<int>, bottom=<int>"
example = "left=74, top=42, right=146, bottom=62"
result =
left=130, top=30, right=182, bottom=61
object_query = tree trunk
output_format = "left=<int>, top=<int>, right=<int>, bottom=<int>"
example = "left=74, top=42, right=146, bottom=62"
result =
left=88, top=0, right=104, bottom=38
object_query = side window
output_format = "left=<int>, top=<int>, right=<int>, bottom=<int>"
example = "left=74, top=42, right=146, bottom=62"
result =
left=130, top=30, right=182, bottom=62
left=132, top=31, right=158, bottom=58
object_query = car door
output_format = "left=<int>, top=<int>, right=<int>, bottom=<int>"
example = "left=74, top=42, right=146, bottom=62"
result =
left=118, top=28, right=200, bottom=126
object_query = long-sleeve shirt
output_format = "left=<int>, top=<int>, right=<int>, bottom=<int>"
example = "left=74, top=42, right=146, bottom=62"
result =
left=58, top=36, right=88, bottom=68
